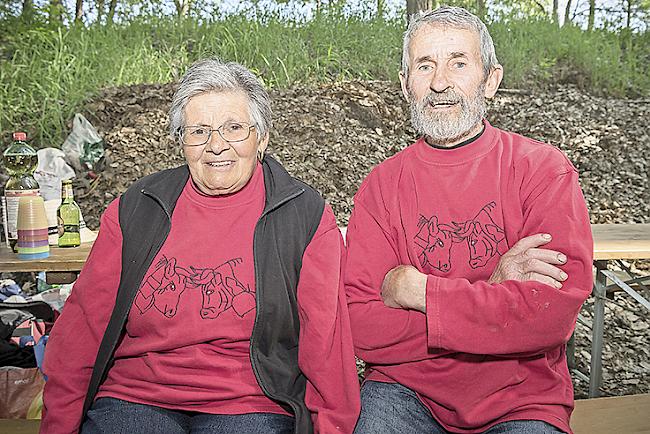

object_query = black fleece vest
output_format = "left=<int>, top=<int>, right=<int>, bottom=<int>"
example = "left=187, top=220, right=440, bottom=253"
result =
left=82, top=157, right=324, bottom=434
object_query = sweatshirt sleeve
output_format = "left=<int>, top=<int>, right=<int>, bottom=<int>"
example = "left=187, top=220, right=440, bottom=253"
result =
left=426, top=169, right=593, bottom=356
left=344, top=184, right=454, bottom=365
left=40, top=199, right=123, bottom=434
left=296, top=205, right=361, bottom=434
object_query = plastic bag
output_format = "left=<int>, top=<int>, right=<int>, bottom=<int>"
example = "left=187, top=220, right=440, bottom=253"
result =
left=34, top=148, right=75, bottom=202
left=61, top=114, right=105, bottom=172
left=0, top=367, right=44, bottom=418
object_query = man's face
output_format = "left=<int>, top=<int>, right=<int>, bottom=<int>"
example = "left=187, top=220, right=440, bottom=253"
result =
left=400, top=24, right=502, bottom=145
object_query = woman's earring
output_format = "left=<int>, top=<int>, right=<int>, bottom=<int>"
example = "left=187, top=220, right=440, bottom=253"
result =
left=257, top=149, right=264, bottom=162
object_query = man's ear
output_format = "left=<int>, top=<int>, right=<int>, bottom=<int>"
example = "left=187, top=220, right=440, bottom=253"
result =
left=399, top=70, right=411, bottom=102
left=483, top=65, right=503, bottom=98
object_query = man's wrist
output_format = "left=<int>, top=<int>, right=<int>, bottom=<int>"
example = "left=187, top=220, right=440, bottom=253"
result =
left=403, top=269, right=427, bottom=312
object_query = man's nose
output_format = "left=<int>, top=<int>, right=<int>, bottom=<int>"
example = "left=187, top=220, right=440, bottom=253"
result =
left=429, top=68, right=453, bottom=93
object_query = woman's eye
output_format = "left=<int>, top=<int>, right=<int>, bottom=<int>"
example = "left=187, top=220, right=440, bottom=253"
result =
left=191, top=128, right=208, bottom=136
left=454, top=62, right=466, bottom=69
left=226, top=123, right=244, bottom=132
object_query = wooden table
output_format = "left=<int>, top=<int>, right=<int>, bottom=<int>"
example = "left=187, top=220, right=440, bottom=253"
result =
left=588, top=224, right=650, bottom=398
left=0, top=243, right=92, bottom=283
left=592, top=224, right=650, bottom=260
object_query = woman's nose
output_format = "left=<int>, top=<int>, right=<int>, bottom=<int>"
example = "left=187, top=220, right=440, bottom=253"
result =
left=205, top=130, right=229, bottom=153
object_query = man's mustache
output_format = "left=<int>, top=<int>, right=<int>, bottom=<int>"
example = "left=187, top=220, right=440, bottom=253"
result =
left=420, top=90, right=463, bottom=106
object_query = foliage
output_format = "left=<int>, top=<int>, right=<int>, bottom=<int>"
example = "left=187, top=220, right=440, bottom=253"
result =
left=492, top=17, right=650, bottom=93
left=0, top=4, right=648, bottom=147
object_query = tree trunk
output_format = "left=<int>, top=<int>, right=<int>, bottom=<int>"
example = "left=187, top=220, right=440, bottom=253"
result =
left=173, top=0, right=191, bottom=18
left=96, top=0, right=104, bottom=22
left=182, top=0, right=191, bottom=17
left=626, top=0, right=632, bottom=30
left=21, top=0, right=34, bottom=18
left=107, top=0, right=117, bottom=23
left=476, top=0, right=486, bottom=19
left=406, top=0, right=435, bottom=18
left=552, top=0, right=559, bottom=25
left=377, top=0, right=384, bottom=19
left=49, top=0, right=64, bottom=24
left=563, top=0, right=572, bottom=26
left=75, top=0, right=83, bottom=22
left=587, top=0, right=595, bottom=31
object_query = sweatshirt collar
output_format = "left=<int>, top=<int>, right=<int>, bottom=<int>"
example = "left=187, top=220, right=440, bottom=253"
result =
left=140, top=155, right=303, bottom=217
left=413, top=119, right=497, bottom=166
left=184, top=163, right=264, bottom=209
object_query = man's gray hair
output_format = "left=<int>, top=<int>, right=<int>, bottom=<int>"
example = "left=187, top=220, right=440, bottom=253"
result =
left=169, top=58, right=272, bottom=143
left=402, top=6, right=499, bottom=80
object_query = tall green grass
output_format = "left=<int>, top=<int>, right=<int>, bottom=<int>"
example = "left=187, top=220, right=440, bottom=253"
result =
left=491, top=18, right=650, bottom=94
left=0, top=13, right=647, bottom=147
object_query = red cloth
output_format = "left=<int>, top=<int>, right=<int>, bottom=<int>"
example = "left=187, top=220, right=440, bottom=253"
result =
left=41, top=163, right=360, bottom=434
left=345, top=121, right=593, bottom=434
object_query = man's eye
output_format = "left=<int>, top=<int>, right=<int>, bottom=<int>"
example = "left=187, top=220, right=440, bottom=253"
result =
left=454, top=62, right=466, bottom=69
left=418, top=64, right=432, bottom=72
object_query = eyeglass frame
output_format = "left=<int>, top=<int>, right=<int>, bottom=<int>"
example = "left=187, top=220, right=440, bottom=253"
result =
left=178, top=121, right=257, bottom=147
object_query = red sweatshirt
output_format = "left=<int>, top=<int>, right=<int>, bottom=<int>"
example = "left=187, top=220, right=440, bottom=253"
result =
left=345, top=121, right=593, bottom=434
left=42, top=163, right=360, bottom=434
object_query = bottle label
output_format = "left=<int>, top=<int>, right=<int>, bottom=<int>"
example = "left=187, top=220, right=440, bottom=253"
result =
left=4, top=189, right=40, bottom=241
left=62, top=182, right=74, bottom=200
left=57, top=200, right=81, bottom=247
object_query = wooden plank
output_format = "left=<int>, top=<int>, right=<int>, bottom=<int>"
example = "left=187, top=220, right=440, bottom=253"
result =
left=0, top=419, right=40, bottom=434
left=572, top=394, right=650, bottom=434
left=592, top=224, right=650, bottom=260
left=1, top=394, right=649, bottom=434
left=0, top=243, right=92, bottom=273
left=342, top=224, right=650, bottom=261
left=2, top=224, right=649, bottom=272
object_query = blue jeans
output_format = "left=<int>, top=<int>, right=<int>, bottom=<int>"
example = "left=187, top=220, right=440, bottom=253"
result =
left=354, top=381, right=565, bottom=434
left=82, top=397, right=294, bottom=434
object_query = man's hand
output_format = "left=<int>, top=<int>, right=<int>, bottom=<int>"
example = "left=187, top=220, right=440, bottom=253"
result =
left=488, top=233, right=568, bottom=288
left=381, top=265, right=427, bottom=312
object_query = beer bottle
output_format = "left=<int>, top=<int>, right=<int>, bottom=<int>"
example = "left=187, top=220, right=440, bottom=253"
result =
left=57, top=180, right=81, bottom=247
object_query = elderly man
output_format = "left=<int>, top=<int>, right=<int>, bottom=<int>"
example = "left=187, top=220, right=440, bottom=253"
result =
left=345, top=6, right=593, bottom=434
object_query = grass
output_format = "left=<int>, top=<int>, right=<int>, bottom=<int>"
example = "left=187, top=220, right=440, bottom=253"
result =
left=0, top=12, right=647, bottom=147
left=491, top=18, right=650, bottom=94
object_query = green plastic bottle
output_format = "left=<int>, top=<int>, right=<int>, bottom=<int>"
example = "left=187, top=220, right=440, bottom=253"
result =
left=3, top=132, right=39, bottom=251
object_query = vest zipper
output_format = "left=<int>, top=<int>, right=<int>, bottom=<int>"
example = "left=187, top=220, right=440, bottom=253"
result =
left=250, top=187, right=304, bottom=430
left=142, top=188, right=173, bottom=220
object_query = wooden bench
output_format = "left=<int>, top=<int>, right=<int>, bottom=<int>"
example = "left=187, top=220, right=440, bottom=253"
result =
left=1, top=393, right=648, bottom=433
left=571, top=393, right=650, bottom=433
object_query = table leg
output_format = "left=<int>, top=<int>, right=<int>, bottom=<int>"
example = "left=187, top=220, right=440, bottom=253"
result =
left=589, top=260, right=607, bottom=398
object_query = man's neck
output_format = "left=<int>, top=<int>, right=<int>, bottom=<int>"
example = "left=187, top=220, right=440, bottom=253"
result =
left=425, top=122, right=485, bottom=149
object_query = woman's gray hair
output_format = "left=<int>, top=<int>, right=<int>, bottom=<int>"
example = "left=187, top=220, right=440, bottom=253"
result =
left=169, top=58, right=272, bottom=143
left=402, top=6, right=499, bottom=80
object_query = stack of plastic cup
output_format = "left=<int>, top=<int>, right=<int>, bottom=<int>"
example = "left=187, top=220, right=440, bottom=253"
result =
left=16, top=196, right=50, bottom=260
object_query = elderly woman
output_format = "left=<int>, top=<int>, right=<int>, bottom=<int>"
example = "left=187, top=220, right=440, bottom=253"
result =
left=41, top=59, right=360, bottom=434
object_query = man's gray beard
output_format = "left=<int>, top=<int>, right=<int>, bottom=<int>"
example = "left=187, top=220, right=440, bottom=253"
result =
left=409, top=83, right=487, bottom=145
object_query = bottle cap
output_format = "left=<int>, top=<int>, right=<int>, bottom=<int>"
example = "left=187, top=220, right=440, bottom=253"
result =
left=13, top=132, right=27, bottom=141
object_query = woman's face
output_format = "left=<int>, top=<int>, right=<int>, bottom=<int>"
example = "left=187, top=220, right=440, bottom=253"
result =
left=182, top=91, right=267, bottom=196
